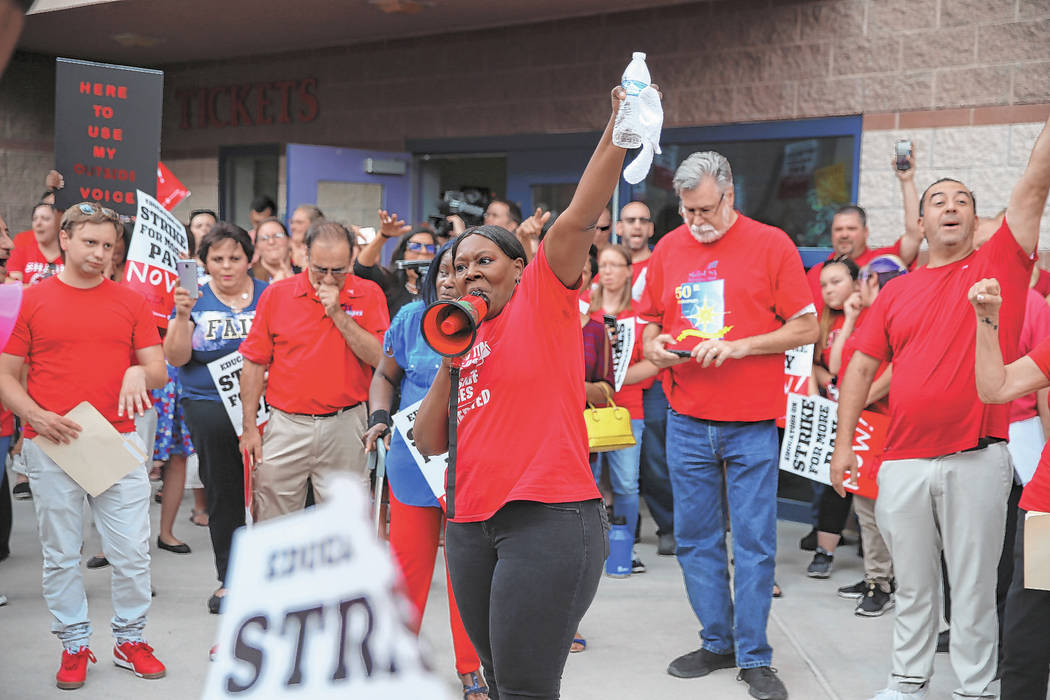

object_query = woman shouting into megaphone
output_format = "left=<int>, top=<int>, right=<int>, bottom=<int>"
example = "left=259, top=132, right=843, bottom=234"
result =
left=415, top=84, right=655, bottom=699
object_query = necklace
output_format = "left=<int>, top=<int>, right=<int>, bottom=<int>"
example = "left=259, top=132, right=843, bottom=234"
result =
left=212, top=278, right=252, bottom=309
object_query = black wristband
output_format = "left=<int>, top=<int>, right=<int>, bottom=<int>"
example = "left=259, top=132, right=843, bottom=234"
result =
left=368, top=410, right=391, bottom=428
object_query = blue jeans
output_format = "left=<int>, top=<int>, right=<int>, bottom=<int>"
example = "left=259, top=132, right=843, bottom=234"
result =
left=640, top=383, right=674, bottom=535
left=594, top=419, right=644, bottom=542
left=666, top=411, right=778, bottom=669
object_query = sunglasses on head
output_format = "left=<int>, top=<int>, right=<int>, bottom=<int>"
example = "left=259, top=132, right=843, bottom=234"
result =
left=407, top=241, right=436, bottom=254
left=77, top=202, right=118, bottom=219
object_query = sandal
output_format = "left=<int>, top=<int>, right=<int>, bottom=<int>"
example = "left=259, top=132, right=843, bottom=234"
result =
left=190, top=509, right=209, bottom=527
left=461, top=671, right=488, bottom=699
left=570, top=636, right=587, bottom=653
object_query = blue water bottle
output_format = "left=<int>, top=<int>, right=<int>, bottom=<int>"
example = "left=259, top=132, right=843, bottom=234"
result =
left=606, top=514, right=633, bottom=578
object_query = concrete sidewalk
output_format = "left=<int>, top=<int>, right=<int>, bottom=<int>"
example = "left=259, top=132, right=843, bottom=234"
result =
left=0, top=483, right=970, bottom=699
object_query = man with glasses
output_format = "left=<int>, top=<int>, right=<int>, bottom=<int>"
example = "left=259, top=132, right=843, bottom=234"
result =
left=640, top=152, right=817, bottom=700
left=0, top=202, right=168, bottom=689
left=238, top=220, right=388, bottom=520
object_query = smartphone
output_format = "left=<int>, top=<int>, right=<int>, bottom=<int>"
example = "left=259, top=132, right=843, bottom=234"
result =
left=176, top=259, right=199, bottom=299
left=669, top=349, right=693, bottom=358
left=895, top=139, right=912, bottom=171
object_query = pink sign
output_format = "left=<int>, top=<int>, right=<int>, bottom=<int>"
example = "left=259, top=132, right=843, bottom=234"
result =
left=0, top=283, right=23, bottom=351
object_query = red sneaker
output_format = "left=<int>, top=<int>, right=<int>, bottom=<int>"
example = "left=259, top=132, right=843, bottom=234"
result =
left=113, top=641, right=166, bottom=679
left=56, top=647, right=96, bottom=690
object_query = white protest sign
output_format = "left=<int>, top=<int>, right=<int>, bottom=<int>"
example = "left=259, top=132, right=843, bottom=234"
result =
left=202, top=476, right=450, bottom=699
left=611, top=318, right=635, bottom=392
left=779, top=393, right=883, bottom=500
left=784, top=343, right=814, bottom=377
left=391, top=399, right=447, bottom=503
left=125, top=189, right=189, bottom=326
left=206, top=351, right=270, bottom=437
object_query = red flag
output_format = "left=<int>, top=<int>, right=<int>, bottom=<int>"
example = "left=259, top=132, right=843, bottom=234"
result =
left=156, top=161, right=190, bottom=212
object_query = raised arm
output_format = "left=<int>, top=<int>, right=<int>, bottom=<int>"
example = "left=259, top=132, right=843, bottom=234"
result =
left=357, top=210, right=411, bottom=268
left=895, top=149, right=922, bottom=266
left=969, top=278, right=1049, bottom=403
left=543, top=88, right=633, bottom=286
left=1008, top=113, right=1050, bottom=256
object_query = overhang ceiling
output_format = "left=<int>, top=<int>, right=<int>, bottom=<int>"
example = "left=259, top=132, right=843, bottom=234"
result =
left=19, top=0, right=695, bottom=66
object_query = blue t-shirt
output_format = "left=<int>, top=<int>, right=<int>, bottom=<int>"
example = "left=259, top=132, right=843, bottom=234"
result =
left=176, top=279, right=268, bottom=402
left=384, top=300, right=441, bottom=508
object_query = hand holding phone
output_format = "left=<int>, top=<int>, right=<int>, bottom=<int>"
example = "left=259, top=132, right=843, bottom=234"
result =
left=668, top=349, right=693, bottom=358
left=895, top=139, right=912, bottom=172
left=176, top=259, right=199, bottom=299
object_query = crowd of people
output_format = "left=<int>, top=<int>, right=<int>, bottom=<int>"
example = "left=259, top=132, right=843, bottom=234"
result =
left=0, top=83, right=1048, bottom=700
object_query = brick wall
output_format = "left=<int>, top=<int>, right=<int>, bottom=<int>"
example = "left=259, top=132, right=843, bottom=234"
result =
left=2, top=0, right=1050, bottom=234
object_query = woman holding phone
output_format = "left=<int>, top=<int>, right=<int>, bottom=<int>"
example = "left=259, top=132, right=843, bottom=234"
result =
left=163, top=222, right=266, bottom=613
left=415, top=85, right=649, bottom=698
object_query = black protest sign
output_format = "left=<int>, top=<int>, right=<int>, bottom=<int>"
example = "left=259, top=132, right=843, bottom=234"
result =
left=54, top=58, right=163, bottom=217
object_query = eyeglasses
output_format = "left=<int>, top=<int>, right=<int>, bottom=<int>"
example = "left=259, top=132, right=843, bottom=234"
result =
left=258, top=233, right=286, bottom=243
left=621, top=217, right=651, bottom=225
left=680, top=193, right=725, bottom=220
left=76, top=202, right=118, bottom=218
left=309, top=264, right=350, bottom=277
left=406, top=241, right=436, bottom=254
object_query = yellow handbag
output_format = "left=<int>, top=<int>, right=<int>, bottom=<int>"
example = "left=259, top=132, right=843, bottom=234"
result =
left=584, top=382, right=637, bottom=453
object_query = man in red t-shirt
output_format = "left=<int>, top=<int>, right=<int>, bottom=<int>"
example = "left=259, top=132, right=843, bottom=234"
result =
left=640, top=152, right=817, bottom=700
left=807, top=157, right=924, bottom=311
left=239, top=220, right=388, bottom=521
left=0, top=202, right=168, bottom=690
left=830, top=111, right=1050, bottom=700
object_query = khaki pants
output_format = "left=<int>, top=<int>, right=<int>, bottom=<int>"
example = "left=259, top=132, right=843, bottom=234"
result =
left=253, top=405, right=369, bottom=522
left=875, top=443, right=1012, bottom=699
left=854, top=493, right=893, bottom=588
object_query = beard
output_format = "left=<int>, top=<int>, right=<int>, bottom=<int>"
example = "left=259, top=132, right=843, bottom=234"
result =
left=689, top=224, right=726, bottom=244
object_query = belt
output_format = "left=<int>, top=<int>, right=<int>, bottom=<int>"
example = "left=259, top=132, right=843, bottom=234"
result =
left=288, top=402, right=361, bottom=419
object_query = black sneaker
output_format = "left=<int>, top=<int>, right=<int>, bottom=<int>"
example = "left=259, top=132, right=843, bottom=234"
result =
left=12, top=481, right=31, bottom=500
left=738, top=666, right=787, bottom=700
left=631, top=557, right=647, bottom=574
left=837, top=579, right=866, bottom=599
left=806, top=547, right=833, bottom=578
left=799, top=527, right=817, bottom=551
left=855, top=581, right=894, bottom=617
left=667, top=648, right=736, bottom=678
left=657, top=532, right=676, bottom=556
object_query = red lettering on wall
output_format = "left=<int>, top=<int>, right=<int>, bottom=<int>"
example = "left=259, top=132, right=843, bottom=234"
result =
left=230, top=84, right=252, bottom=126
left=254, top=82, right=273, bottom=126
left=297, top=78, right=319, bottom=123
left=273, top=80, right=296, bottom=124
left=207, top=86, right=229, bottom=128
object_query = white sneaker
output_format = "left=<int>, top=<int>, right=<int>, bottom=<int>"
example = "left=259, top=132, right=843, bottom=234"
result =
left=868, top=687, right=928, bottom=700
left=0, top=594, right=8, bottom=606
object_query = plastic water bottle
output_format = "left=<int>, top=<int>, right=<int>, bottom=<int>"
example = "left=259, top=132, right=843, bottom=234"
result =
left=606, top=514, right=633, bottom=578
left=612, top=52, right=651, bottom=150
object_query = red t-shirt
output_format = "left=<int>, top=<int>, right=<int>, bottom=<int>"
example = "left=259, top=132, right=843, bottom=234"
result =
left=3, top=277, right=160, bottom=437
left=1011, top=288, right=1050, bottom=423
left=837, top=308, right=891, bottom=415
left=807, top=240, right=903, bottom=313
left=0, top=405, right=13, bottom=437
left=239, top=272, right=388, bottom=414
left=8, top=238, right=64, bottom=285
left=638, top=215, right=814, bottom=421
left=629, top=257, right=657, bottom=392
left=588, top=310, right=646, bottom=420
left=13, top=230, right=33, bottom=249
left=819, top=313, right=846, bottom=370
left=1020, top=337, right=1050, bottom=511
left=451, top=241, right=601, bottom=522
left=1034, top=269, right=1050, bottom=298
left=850, top=221, right=1033, bottom=460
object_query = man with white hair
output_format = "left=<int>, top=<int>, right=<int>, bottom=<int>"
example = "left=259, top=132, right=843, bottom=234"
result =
left=641, top=151, right=817, bottom=700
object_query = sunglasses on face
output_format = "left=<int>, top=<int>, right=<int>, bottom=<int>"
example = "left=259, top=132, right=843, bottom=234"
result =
left=309, top=264, right=350, bottom=277
left=621, top=217, right=651, bottom=225
left=406, top=241, right=436, bottom=254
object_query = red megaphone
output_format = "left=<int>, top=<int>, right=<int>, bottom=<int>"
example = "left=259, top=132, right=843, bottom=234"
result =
left=420, top=292, right=489, bottom=357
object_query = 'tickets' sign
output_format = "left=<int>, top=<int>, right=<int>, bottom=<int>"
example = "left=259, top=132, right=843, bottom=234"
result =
left=53, top=58, right=163, bottom=218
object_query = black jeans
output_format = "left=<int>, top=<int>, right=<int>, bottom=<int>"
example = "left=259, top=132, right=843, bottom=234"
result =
left=182, top=398, right=245, bottom=585
left=1002, top=507, right=1050, bottom=699
left=817, top=486, right=852, bottom=535
left=445, top=498, right=608, bottom=700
